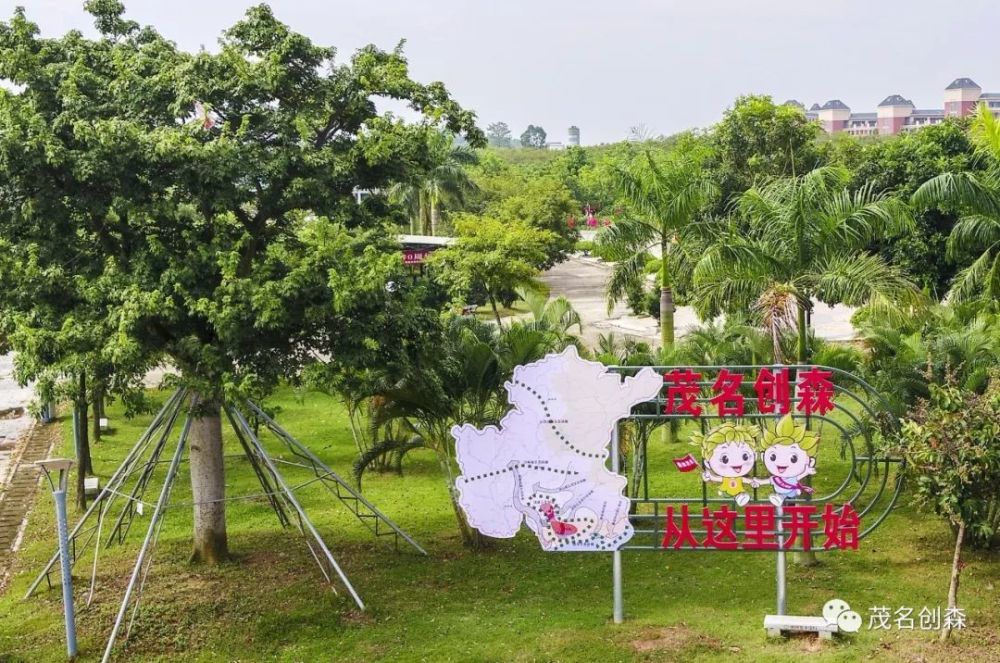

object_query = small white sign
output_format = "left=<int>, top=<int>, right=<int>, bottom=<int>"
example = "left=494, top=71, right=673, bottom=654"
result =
left=136, top=501, right=144, bottom=516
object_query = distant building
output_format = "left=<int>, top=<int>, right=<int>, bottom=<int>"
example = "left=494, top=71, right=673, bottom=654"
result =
left=787, top=78, right=1000, bottom=137
left=568, top=126, right=581, bottom=146
left=545, top=141, right=565, bottom=150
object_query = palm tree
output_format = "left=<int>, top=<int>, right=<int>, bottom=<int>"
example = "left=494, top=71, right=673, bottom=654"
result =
left=693, top=166, right=918, bottom=364
left=517, top=287, right=582, bottom=345
left=363, top=301, right=583, bottom=548
left=389, top=134, right=478, bottom=236
left=596, top=150, right=718, bottom=349
left=912, top=104, right=1000, bottom=307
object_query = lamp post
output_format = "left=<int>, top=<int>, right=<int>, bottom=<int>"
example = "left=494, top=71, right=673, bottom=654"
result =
left=36, top=458, right=78, bottom=659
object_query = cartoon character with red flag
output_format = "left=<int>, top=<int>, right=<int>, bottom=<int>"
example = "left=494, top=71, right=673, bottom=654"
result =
left=694, top=422, right=761, bottom=507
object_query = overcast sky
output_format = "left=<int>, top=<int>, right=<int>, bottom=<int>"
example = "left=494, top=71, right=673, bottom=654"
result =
left=13, top=0, right=1000, bottom=144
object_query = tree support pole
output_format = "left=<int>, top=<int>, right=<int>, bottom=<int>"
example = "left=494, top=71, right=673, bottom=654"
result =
left=228, top=406, right=366, bottom=610
left=25, top=389, right=185, bottom=598
left=102, top=399, right=193, bottom=663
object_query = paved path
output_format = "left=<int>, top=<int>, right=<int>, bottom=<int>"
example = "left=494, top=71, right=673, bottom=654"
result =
left=540, top=256, right=857, bottom=348
left=0, top=355, right=35, bottom=486
left=0, top=421, right=57, bottom=586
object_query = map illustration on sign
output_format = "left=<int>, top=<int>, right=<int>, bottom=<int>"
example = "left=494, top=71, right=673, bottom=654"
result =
left=452, top=346, right=662, bottom=551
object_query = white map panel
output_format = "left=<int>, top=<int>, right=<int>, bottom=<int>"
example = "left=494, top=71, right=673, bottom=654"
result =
left=452, top=346, right=662, bottom=551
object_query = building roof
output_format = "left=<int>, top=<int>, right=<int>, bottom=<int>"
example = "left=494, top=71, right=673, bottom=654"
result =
left=878, top=94, right=914, bottom=107
left=849, top=112, right=877, bottom=120
left=946, top=77, right=981, bottom=90
left=912, top=109, right=945, bottom=117
left=809, top=103, right=821, bottom=111
left=820, top=99, right=850, bottom=110
left=398, top=234, right=455, bottom=248
left=979, top=92, right=1000, bottom=100
left=783, top=99, right=805, bottom=109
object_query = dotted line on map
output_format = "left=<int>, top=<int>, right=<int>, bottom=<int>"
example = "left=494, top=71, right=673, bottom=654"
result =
left=463, top=462, right=578, bottom=484
left=511, top=379, right=602, bottom=459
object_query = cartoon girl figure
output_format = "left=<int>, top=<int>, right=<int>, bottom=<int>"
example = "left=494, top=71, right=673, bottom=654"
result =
left=760, top=414, right=820, bottom=506
left=696, top=422, right=760, bottom=507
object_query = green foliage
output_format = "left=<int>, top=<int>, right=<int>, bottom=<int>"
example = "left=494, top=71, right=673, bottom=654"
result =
left=388, top=132, right=479, bottom=236
left=0, top=4, right=484, bottom=406
left=694, top=166, right=919, bottom=362
left=491, top=177, right=579, bottom=266
left=366, top=303, right=580, bottom=545
left=596, top=146, right=717, bottom=347
left=707, top=95, right=823, bottom=208
left=898, top=378, right=1000, bottom=549
left=856, top=305, right=1000, bottom=414
left=912, top=106, right=1000, bottom=307
left=428, top=216, right=554, bottom=324
left=849, top=120, right=976, bottom=297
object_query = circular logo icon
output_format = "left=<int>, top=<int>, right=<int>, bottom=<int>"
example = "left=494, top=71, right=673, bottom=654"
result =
left=837, top=610, right=863, bottom=633
left=822, top=598, right=851, bottom=624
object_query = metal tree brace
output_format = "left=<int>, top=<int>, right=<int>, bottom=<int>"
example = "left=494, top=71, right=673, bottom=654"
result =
left=25, top=392, right=424, bottom=662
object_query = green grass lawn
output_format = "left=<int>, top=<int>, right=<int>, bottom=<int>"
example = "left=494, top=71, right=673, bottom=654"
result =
left=0, top=387, right=998, bottom=662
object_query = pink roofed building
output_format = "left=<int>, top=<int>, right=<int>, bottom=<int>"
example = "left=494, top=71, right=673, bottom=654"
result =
left=789, top=78, right=1000, bottom=137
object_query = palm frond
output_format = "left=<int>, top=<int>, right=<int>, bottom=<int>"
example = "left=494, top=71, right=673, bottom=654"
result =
left=604, top=249, right=648, bottom=313
left=946, top=247, right=1000, bottom=304
left=810, top=252, right=921, bottom=308
left=912, top=171, right=1000, bottom=217
left=946, top=214, right=1000, bottom=259
left=970, top=102, right=1000, bottom=159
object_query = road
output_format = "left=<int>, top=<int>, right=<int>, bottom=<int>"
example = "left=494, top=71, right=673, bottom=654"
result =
left=539, top=256, right=857, bottom=349
left=0, top=354, right=35, bottom=485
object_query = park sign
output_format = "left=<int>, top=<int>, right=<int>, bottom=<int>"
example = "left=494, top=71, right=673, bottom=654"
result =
left=451, top=347, right=903, bottom=625
left=402, top=248, right=432, bottom=265
left=451, top=346, right=897, bottom=553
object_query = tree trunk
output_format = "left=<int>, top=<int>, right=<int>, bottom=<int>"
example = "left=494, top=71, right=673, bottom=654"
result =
left=450, top=488, right=491, bottom=550
left=940, top=520, right=965, bottom=642
left=74, top=372, right=93, bottom=511
left=488, top=293, right=503, bottom=327
left=430, top=200, right=440, bottom=237
left=771, top=322, right=784, bottom=364
left=797, top=301, right=808, bottom=363
left=659, top=247, right=675, bottom=350
left=91, top=385, right=104, bottom=443
left=660, top=287, right=675, bottom=349
left=189, top=399, right=228, bottom=564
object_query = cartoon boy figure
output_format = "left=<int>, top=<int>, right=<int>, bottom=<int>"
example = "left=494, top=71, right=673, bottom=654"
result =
left=696, top=422, right=760, bottom=507
left=760, top=414, right=820, bottom=506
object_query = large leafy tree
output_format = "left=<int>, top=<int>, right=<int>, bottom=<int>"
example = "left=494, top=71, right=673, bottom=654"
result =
left=693, top=166, right=918, bottom=363
left=388, top=132, right=478, bottom=236
left=913, top=105, right=1000, bottom=306
left=486, top=121, right=512, bottom=148
left=596, top=147, right=718, bottom=349
left=0, top=2, right=483, bottom=562
left=520, top=124, right=546, bottom=148
left=707, top=95, right=822, bottom=210
left=429, top=216, right=554, bottom=325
